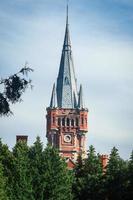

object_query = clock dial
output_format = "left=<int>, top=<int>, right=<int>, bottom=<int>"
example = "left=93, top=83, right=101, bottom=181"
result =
left=64, top=134, right=72, bottom=143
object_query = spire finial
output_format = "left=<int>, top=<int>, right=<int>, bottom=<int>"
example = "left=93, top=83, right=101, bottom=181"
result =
left=66, top=0, right=69, bottom=25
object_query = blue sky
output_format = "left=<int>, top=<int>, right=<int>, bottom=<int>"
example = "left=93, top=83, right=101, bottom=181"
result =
left=0, top=0, right=133, bottom=159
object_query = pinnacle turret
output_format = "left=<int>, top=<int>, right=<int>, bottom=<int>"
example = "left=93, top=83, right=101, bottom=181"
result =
left=50, top=83, right=57, bottom=108
left=78, top=84, right=84, bottom=109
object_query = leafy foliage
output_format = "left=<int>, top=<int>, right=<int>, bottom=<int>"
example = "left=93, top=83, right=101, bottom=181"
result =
left=0, top=63, right=33, bottom=116
left=127, top=150, right=133, bottom=199
left=0, top=162, right=8, bottom=200
left=0, top=139, right=14, bottom=199
left=0, top=138, right=132, bottom=200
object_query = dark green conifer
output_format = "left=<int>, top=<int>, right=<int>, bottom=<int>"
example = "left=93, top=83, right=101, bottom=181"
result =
left=0, top=162, right=8, bottom=200
left=73, top=154, right=85, bottom=200
left=84, top=145, right=104, bottom=200
left=127, top=150, right=133, bottom=200
left=29, top=136, right=45, bottom=200
left=73, top=145, right=104, bottom=200
left=43, top=145, right=73, bottom=200
left=11, top=140, right=34, bottom=200
left=105, top=147, right=128, bottom=200
left=0, top=139, right=14, bottom=199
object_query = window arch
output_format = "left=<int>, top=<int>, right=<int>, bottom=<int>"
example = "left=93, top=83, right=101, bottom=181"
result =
left=85, top=118, right=87, bottom=125
left=67, top=118, right=70, bottom=126
left=76, top=118, right=78, bottom=126
left=58, top=118, right=61, bottom=126
left=64, top=76, right=69, bottom=85
left=81, top=117, right=84, bottom=125
left=71, top=119, right=74, bottom=126
left=53, top=116, right=55, bottom=124
left=62, top=118, right=65, bottom=126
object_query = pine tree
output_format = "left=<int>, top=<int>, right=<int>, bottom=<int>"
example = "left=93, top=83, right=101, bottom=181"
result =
left=84, top=145, right=104, bottom=200
left=105, top=147, right=128, bottom=200
left=73, top=154, right=85, bottom=200
left=11, top=140, right=34, bottom=200
left=0, top=139, right=14, bottom=199
left=127, top=150, right=133, bottom=199
left=73, top=145, right=104, bottom=200
left=28, top=136, right=45, bottom=200
left=0, top=162, right=8, bottom=200
left=43, top=145, right=73, bottom=200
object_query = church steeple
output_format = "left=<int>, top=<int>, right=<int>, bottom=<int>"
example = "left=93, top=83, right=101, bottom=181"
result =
left=56, top=5, right=78, bottom=108
left=46, top=5, right=88, bottom=166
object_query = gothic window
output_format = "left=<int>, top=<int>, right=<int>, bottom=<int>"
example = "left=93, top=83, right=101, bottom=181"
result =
left=85, top=118, right=87, bottom=124
left=53, top=116, right=55, bottom=124
left=62, top=118, right=65, bottom=126
left=76, top=118, right=78, bottom=126
left=58, top=118, right=61, bottom=126
left=67, top=118, right=70, bottom=126
left=71, top=119, right=74, bottom=126
left=64, top=76, right=69, bottom=85
left=81, top=117, right=84, bottom=125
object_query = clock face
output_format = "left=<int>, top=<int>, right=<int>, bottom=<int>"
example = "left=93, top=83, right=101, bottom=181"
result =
left=64, top=134, right=72, bottom=143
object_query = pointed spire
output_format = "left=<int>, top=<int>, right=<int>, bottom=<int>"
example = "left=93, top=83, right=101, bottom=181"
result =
left=66, top=1, right=68, bottom=25
left=63, top=3, right=71, bottom=51
left=56, top=4, right=78, bottom=108
left=50, top=83, right=57, bottom=108
left=78, top=84, right=84, bottom=109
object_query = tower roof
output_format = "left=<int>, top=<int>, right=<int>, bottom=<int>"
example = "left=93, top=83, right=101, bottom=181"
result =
left=49, top=5, right=86, bottom=110
left=56, top=5, right=78, bottom=108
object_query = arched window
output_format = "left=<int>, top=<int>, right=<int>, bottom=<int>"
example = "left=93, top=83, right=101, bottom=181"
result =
left=85, top=118, right=87, bottom=125
left=71, top=119, right=74, bottom=126
left=65, top=76, right=69, bottom=85
left=81, top=117, right=84, bottom=125
left=62, top=118, right=65, bottom=126
left=76, top=118, right=78, bottom=126
left=53, top=116, right=55, bottom=124
left=67, top=118, right=69, bottom=126
left=58, top=118, right=61, bottom=126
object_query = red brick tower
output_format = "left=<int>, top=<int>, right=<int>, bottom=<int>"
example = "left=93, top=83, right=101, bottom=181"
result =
left=16, top=135, right=28, bottom=143
left=100, top=154, right=109, bottom=172
left=46, top=6, right=88, bottom=164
